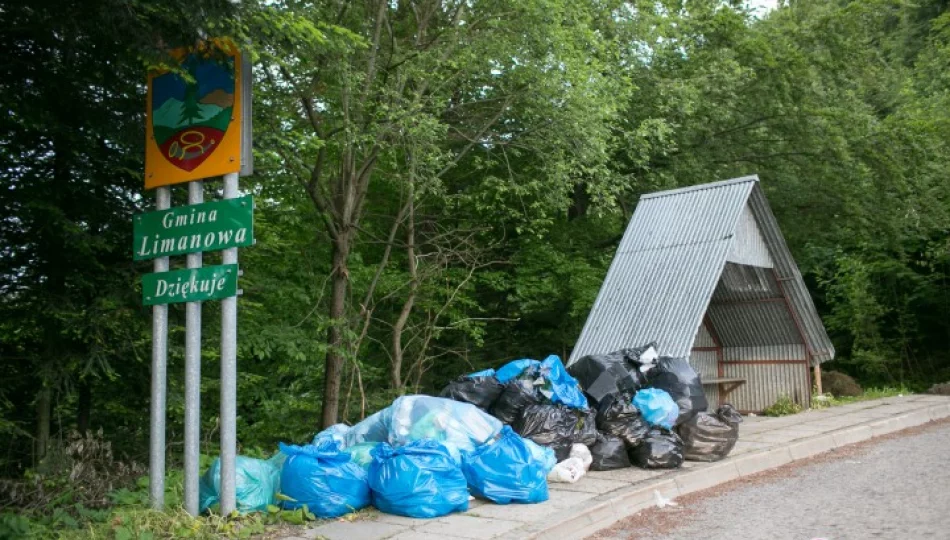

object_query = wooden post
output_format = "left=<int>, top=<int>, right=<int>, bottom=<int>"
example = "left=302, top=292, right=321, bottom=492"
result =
left=814, top=363, right=823, bottom=395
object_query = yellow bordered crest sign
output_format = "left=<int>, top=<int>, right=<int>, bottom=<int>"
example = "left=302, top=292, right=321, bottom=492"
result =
left=145, top=39, right=250, bottom=189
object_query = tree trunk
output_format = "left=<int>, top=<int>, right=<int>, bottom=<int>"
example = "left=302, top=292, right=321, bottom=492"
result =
left=77, top=381, right=91, bottom=435
left=35, top=386, right=51, bottom=463
left=321, top=237, right=350, bottom=428
left=391, top=191, right=417, bottom=390
left=568, top=182, right=589, bottom=220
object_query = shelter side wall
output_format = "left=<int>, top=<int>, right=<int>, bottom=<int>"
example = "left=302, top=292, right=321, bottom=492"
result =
left=689, top=349, right=720, bottom=406
left=721, top=345, right=809, bottom=412
left=690, top=320, right=721, bottom=405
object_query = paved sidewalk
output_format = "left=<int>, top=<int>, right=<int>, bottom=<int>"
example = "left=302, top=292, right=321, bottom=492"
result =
left=285, top=394, right=950, bottom=540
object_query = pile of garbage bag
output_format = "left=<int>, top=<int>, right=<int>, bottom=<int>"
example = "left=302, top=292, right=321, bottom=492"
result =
left=194, top=349, right=741, bottom=520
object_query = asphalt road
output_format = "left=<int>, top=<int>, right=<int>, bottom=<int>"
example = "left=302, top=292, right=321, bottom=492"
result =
left=594, top=419, right=950, bottom=540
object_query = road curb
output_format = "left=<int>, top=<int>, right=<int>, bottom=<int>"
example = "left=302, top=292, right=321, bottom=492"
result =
left=517, top=398, right=950, bottom=540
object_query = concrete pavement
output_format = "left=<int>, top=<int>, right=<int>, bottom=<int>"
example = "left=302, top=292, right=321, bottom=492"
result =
left=282, top=394, right=950, bottom=540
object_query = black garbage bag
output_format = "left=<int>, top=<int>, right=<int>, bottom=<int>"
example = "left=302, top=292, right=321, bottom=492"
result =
left=645, top=356, right=708, bottom=426
left=629, top=427, right=684, bottom=469
left=491, top=380, right=540, bottom=425
left=567, top=352, right=641, bottom=406
left=572, top=408, right=599, bottom=446
left=514, top=404, right=577, bottom=449
left=617, top=342, right=659, bottom=385
left=440, top=375, right=505, bottom=410
left=678, top=404, right=743, bottom=462
left=589, top=433, right=631, bottom=471
left=596, top=393, right=650, bottom=448
left=549, top=440, right=573, bottom=463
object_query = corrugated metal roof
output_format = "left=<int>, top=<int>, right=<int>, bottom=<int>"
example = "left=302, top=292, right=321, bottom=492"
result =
left=568, top=175, right=835, bottom=366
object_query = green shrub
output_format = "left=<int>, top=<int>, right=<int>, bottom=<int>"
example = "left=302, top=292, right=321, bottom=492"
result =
left=822, top=371, right=863, bottom=398
left=763, top=394, right=803, bottom=417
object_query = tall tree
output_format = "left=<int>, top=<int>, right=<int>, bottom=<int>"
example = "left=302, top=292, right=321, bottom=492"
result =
left=249, top=0, right=628, bottom=425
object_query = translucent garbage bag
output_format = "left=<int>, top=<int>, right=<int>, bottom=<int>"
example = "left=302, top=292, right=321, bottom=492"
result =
left=198, top=455, right=280, bottom=514
left=388, top=395, right=503, bottom=458
left=343, top=407, right=393, bottom=447
left=569, top=443, right=593, bottom=471
left=345, top=442, right=382, bottom=468
left=311, top=423, right=350, bottom=448
left=546, top=457, right=586, bottom=483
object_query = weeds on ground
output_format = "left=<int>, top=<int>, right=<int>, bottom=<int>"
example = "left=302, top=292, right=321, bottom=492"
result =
left=810, top=386, right=909, bottom=409
left=762, top=394, right=803, bottom=417
left=0, top=431, right=344, bottom=539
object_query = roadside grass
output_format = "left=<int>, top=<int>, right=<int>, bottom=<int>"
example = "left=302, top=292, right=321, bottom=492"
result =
left=810, top=386, right=910, bottom=410
left=763, top=386, right=911, bottom=417
left=0, top=487, right=343, bottom=540
left=0, top=459, right=353, bottom=540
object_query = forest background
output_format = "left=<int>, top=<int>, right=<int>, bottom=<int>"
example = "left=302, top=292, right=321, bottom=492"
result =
left=2, top=0, right=950, bottom=481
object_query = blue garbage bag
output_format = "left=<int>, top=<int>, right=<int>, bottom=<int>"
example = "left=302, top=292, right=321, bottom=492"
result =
left=538, top=355, right=589, bottom=410
left=522, top=437, right=557, bottom=473
left=199, top=455, right=280, bottom=514
left=467, top=368, right=496, bottom=378
left=462, top=426, right=549, bottom=504
left=634, top=388, right=679, bottom=430
left=278, top=441, right=370, bottom=518
left=368, top=440, right=469, bottom=518
left=495, top=359, right=541, bottom=383
left=494, top=356, right=588, bottom=410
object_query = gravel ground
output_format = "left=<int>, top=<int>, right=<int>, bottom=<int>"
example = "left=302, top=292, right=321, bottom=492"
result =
left=592, top=418, right=950, bottom=540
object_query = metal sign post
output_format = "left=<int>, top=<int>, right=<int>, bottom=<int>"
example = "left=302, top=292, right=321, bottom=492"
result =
left=219, top=172, right=239, bottom=515
left=148, top=187, right=170, bottom=510
left=183, top=180, right=203, bottom=516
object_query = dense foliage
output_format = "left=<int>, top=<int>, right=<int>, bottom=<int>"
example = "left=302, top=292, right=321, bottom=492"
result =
left=2, top=0, right=949, bottom=498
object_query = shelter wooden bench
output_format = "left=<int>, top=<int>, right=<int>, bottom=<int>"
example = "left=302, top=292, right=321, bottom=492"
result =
left=702, top=377, right=747, bottom=402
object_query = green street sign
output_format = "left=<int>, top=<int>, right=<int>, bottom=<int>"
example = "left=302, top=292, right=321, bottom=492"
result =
left=143, top=264, right=238, bottom=306
left=133, top=195, right=254, bottom=260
